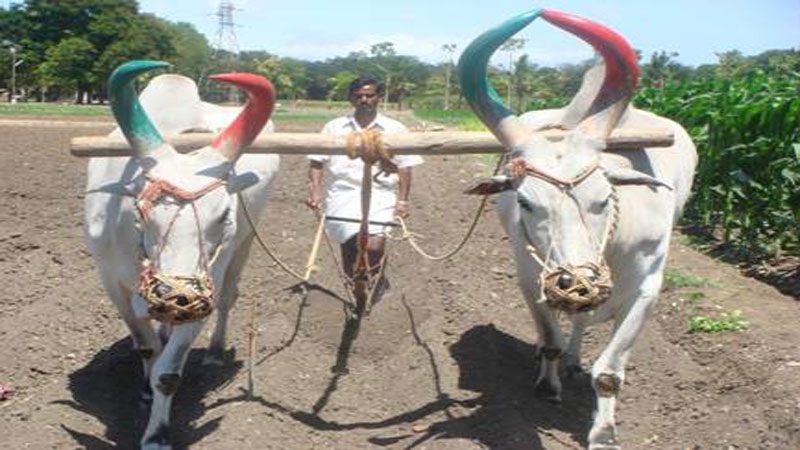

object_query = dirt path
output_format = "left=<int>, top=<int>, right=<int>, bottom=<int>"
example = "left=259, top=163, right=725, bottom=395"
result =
left=0, top=118, right=799, bottom=449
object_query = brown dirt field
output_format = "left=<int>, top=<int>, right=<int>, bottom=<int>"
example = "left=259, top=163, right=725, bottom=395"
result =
left=0, top=117, right=799, bottom=450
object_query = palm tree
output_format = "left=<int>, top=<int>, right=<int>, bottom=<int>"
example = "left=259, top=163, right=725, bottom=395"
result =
left=500, top=38, right=525, bottom=109
left=442, top=43, right=457, bottom=110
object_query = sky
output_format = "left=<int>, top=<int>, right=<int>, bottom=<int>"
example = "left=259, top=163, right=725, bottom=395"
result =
left=3, top=0, right=799, bottom=67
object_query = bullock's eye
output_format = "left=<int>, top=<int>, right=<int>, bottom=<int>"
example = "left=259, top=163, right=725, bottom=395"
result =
left=589, top=197, right=610, bottom=214
left=517, top=195, right=536, bottom=213
left=218, top=208, right=232, bottom=225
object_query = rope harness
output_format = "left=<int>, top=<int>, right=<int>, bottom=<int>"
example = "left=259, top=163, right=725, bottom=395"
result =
left=136, top=176, right=227, bottom=324
left=509, top=156, right=619, bottom=313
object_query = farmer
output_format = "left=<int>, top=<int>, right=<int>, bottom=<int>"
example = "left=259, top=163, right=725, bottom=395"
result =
left=306, top=74, right=423, bottom=290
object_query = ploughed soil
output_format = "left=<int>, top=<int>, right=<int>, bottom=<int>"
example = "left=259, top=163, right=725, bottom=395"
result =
left=1, top=114, right=799, bottom=450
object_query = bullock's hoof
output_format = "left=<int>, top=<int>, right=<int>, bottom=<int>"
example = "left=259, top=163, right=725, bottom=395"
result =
left=588, top=445, right=620, bottom=450
left=202, top=352, right=226, bottom=367
left=202, top=348, right=233, bottom=367
left=564, top=364, right=585, bottom=379
left=141, top=423, right=171, bottom=450
left=139, top=380, right=153, bottom=409
left=534, top=381, right=562, bottom=403
left=588, top=423, right=619, bottom=450
left=156, top=373, right=181, bottom=396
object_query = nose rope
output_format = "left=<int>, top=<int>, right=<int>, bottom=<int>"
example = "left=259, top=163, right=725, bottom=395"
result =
left=135, top=176, right=227, bottom=324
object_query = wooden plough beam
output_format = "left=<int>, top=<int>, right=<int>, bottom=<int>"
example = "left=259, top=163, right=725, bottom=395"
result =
left=70, top=129, right=674, bottom=158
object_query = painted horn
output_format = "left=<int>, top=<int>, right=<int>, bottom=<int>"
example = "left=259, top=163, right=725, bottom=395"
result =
left=108, top=60, right=170, bottom=158
left=458, top=10, right=541, bottom=149
left=208, top=73, right=276, bottom=161
left=541, top=9, right=639, bottom=136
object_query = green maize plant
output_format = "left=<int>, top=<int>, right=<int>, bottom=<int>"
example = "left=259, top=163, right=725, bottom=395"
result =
left=636, top=69, right=800, bottom=258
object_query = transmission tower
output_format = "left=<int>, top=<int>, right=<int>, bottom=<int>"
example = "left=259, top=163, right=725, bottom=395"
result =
left=210, top=2, right=241, bottom=102
left=213, top=2, right=240, bottom=60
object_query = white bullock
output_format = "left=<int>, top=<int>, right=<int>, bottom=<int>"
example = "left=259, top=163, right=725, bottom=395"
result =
left=84, top=61, right=279, bottom=449
left=459, top=9, right=697, bottom=449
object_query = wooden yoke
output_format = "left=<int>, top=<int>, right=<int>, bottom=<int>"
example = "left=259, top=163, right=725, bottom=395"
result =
left=69, top=128, right=675, bottom=158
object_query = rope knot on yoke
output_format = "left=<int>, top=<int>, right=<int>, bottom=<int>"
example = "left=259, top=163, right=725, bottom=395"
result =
left=346, top=129, right=398, bottom=178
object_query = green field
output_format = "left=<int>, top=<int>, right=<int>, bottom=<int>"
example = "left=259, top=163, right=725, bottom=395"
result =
left=273, top=109, right=341, bottom=123
left=412, top=110, right=487, bottom=131
left=0, top=103, right=112, bottom=116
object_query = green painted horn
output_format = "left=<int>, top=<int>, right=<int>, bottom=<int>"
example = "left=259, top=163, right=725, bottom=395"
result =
left=458, top=10, right=540, bottom=147
left=108, top=60, right=170, bottom=157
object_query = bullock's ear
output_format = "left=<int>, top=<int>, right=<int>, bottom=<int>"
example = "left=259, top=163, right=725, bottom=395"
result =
left=227, top=172, right=260, bottom=193
left=605, top=168, right=673, bottom=190
left=464, top=176, right=515, bottom=195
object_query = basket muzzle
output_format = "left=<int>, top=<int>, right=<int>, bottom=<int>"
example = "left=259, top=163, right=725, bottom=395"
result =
left=139, top=267, right=214, bottom=324
left=541, top=262, right=612, bottom=312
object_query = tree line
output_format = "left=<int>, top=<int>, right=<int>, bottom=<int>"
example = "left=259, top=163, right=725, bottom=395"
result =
left=1, top=0, right=797, bottom=109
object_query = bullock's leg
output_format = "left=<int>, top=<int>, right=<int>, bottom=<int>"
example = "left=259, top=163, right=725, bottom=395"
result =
left=520, top=282, right=564, bottom=402
left=142, top=321, right=204, bottom=450
left=588, top=258, right=665, bottom=450
left=564, top=313, right=589, bottom=376
left=205, top=235, right=254, bottom=366
left=102, top=280, right=162, bottom=400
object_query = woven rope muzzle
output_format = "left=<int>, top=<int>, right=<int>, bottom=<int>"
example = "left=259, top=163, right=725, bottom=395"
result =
left=139, top=265, right=214, bottom=324
left=541, top=262, right=612, bottom=312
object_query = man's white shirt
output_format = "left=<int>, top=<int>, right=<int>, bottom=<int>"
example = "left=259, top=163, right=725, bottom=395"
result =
left=308, top=114, right=423, bottom=243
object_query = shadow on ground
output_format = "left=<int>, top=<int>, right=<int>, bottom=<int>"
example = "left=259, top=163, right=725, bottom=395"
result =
left=55, top=336, right=242, bottom=449
left=209, top=290, right=597, bottom=450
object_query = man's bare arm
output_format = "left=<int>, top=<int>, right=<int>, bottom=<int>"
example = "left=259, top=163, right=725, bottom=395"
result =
left=306, top=160, right=325, bottom=211
left=395, top=167, right=412, bottom=218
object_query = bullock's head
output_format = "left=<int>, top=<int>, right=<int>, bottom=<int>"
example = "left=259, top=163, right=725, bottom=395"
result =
left=110, top=60, right=275, bottom=323
left=460, top=10, right=670, bottom=311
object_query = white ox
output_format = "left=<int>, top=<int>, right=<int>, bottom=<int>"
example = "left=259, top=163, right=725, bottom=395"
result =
left=84, top=61, right=279, bottom=449
left=459, top=10, right=697, bottom=449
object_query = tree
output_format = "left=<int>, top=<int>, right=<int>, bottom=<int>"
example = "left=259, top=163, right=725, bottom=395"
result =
left=500, top=37, right=525, bottom=109
left=256, top=56, right=309, bottom=100
left=442, top=43, right=457, bottom=109
left=92, top=14, right=176, bottom=101
left=371, top=42, right=396, bottom=106
left=716, top=50, right=749, bottom=78
left=37, top=37, right=96, bottom=102
left=642, top=50, right=681, bottom=88
left=166, top=21, right=211, bottom=81
left=326, top=70, right=357, bottom=101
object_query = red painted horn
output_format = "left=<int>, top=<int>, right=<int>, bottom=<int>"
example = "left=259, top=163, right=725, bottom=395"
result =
left=208, top=73, right=276, bottom=161
left=542, top=9, right=639, bottom=95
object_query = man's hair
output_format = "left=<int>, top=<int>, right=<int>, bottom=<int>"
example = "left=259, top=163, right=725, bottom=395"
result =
left=348, top=74, right=385, bottom=97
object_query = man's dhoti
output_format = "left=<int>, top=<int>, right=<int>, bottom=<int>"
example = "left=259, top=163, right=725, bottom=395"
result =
left=324, top=182, right=396, bottom=244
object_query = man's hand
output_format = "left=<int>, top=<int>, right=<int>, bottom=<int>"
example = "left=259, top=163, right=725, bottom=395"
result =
left=394, top=200, right=410, bottom=219
left=305, top=191, right=323, bottom=212
left=307, top=160, right=325, bottom=213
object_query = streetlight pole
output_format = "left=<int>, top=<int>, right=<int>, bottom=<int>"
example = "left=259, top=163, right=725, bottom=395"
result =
left=10, top=46, right=16, bottom=104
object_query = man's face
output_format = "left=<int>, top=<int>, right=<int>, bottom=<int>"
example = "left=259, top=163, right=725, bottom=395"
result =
left=350, top=84, right=381, bottom=114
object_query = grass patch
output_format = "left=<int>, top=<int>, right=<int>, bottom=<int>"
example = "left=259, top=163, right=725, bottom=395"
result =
left=689, top=309, right=749, bottom=333
left=272, top=109, right=340, bottom=123
left=413, top=109, right=487, bottom=131
left=0, top=103, right=111, bottom=117
left=683, top=291, right=707, bottom=302
left=662, top=268, right=710, bottom=290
